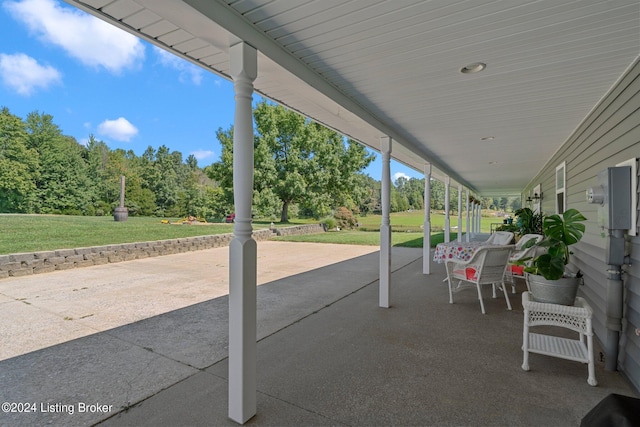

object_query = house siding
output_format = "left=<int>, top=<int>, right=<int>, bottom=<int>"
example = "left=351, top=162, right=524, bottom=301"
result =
left=524, top=56, right=640, bottom=392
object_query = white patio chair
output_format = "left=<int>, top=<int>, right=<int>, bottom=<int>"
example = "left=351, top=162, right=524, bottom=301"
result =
left=514, top=234, right=543, bottom=251
left=483, top=231, right=514, bottom=245
left=504, top=234, right=543, bottom=293
left=445, top=245, right=515, bottom=314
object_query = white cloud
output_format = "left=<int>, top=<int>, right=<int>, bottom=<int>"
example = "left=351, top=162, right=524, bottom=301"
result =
left=5, top=0, right=145, bottom=74
left=191, top=149, right=215, bottom=160
left=154, top=46, right=203, bottom=85
left=97, top=117, right=138, bottom=142
left=0, top=53, right=61, bottom=95
left=393, top=172, right=411, bottom=182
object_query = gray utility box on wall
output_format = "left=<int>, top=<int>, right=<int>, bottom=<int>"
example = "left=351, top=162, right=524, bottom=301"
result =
left=592, top=166, right=632, bottom=230
left=587, top=166, right=632, bottom=266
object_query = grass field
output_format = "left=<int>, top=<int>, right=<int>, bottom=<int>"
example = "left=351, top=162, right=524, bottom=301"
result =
left=358, top=211, right=428, bottom=229
left=0, top=211, right=498, bottom=254
left=0, top=215, right=236, bottom=254
left=271, top=230, right=453, bottom=248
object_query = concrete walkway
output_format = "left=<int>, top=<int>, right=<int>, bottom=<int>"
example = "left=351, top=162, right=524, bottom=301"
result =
left=0, top=241, right=637, bottom=426
left=0, top=241, right=378, bottom=361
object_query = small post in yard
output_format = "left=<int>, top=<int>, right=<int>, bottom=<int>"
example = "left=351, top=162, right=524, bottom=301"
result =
left=114, top=175, right=128, bottom=221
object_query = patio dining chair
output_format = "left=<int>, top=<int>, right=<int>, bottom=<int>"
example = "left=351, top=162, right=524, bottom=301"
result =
left=483, top=231, right=515, bottom=245
left=514, top=233, right=544, bottom=251
left=446, top=245, right=515, bottom=314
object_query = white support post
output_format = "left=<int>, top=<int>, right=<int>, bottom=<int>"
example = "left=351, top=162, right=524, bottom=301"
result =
left=470, top=202, right=476, bottom=237
left=380, top=136, right=392, bottom=308
left=444, top=176, right=451, bottom=243
left=423, top=163, right=432, bottom=274
left=457, top=185, right=463, bottom=242
left=228, top=42, right=257, bottom=425
left=476, top=203, right=482, bottom=235
left=465, top=189, right=470, bottom=242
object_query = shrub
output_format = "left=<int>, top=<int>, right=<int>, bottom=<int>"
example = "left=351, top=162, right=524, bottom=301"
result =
left=334, top=207, right=357, bottom=229
left=323, top=216, right=337, bottom=230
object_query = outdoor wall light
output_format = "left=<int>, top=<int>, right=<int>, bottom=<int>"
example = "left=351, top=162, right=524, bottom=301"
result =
left=460, top=62, right=486, bottom=74
left=526, top=192, right=542, bottom=202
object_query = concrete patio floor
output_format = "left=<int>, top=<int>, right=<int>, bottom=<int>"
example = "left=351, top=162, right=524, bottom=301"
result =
left=0, top=241, right=637, bottom=426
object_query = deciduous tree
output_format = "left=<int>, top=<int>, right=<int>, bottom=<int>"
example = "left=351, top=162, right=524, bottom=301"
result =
left=208, top=101, right=374, bottom=222
left=26, top=112, right=92, bottom=214
left=0, top=107, right=39, bottom=212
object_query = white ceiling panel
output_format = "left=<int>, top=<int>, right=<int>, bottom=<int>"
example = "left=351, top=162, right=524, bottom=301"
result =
left=173, top=38, right=209, bottom=54
left=142, top=19, right=179, bottom=38
left=66, top=0, right=640, bottom=195
left=123, top=9, right=161, bottom=30
left=101, top=0, right=142, bottom=20
left=157, top=29, right=193, bottom=47
left=79, top=0, right=111, bottom=8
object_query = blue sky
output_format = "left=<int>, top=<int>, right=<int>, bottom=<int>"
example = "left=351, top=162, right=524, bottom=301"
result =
left=0, top=0, right=420, bottom=182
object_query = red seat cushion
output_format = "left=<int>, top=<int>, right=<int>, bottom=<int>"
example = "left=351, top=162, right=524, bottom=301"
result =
left=466, top=267, right=478, bottom=280
left=509, top=264, right=525, bottom=276
left=454, top=267, right=478, bottom=280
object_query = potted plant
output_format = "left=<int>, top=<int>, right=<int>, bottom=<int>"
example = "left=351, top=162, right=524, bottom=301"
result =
left=514, top=207, right=543, bottom=236
left=523, top=208, right=587, bottom=305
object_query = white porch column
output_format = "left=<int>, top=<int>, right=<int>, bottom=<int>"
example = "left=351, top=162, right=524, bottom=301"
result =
left=423, top=163, right=432, bottom=274
left=470, top=201, right=476, bottom=237
left=379, top=136, right=392, bottom=308
left=457, top=184, right=463, bottom=242
left=465, top=189, right=470, bottom=242
left=444, top=176, right=451, bottom=243
left=228, top=42, right=258, bottom=425
left=476, top=203, right=482, bottom=235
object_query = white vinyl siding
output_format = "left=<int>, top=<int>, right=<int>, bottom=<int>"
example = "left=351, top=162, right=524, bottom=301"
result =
left=524, top=57, right=640, bottom=392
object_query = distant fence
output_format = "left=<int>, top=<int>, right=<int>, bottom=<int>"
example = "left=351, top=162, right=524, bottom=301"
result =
left=0, top=224, right=324, bottom=279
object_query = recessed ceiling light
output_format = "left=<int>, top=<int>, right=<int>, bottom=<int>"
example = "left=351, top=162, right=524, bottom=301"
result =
left=481, top=136, right=495, bottom=141
left=460, top=62, right=486, bottom=74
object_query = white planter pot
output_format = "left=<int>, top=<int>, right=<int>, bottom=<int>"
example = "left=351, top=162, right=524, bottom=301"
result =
left=526, top=273, right=581, bottom=306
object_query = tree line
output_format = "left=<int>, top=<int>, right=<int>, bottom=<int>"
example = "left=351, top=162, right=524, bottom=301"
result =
left=1, top=104, right=520, bottom=221
left=1, top=107, right=221, bottom=217
left=392, top=177, right=522, bottom=213
left=0, top=103, right=375, bottom=220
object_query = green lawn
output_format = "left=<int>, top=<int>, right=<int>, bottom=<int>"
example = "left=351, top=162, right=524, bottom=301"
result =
left=272, top=230, right=452, bottom=248
left=357, top=210, right=500, bottom=232
left=0, top=210, right=500, bottom=254
left=274, top=210, right=499, bottom=248
left=358, top=211, right=427, bottom=229
left=0, top=215, right=237, bottom=254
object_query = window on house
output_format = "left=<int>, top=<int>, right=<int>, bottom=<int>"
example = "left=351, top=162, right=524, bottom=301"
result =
left=556, top=162, right=566, bottom=214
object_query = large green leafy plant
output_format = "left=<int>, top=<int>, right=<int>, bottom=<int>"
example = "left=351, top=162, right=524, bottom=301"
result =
left=514, top=207, right=543, bottom=235
left=524, top=208, right=587, bottom=280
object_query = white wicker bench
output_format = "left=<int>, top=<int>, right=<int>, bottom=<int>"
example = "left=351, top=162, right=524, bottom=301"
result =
left=521, top=291, right=597, bottom=386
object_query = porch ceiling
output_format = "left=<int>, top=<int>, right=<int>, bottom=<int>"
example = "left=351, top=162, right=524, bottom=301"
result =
left=67, top=0, right=640, bottom=196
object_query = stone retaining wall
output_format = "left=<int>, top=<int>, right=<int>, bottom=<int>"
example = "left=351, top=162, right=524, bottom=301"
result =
left=273, top=223, right=326, bottom=236
left=0, top=224, right=323, bottom=279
